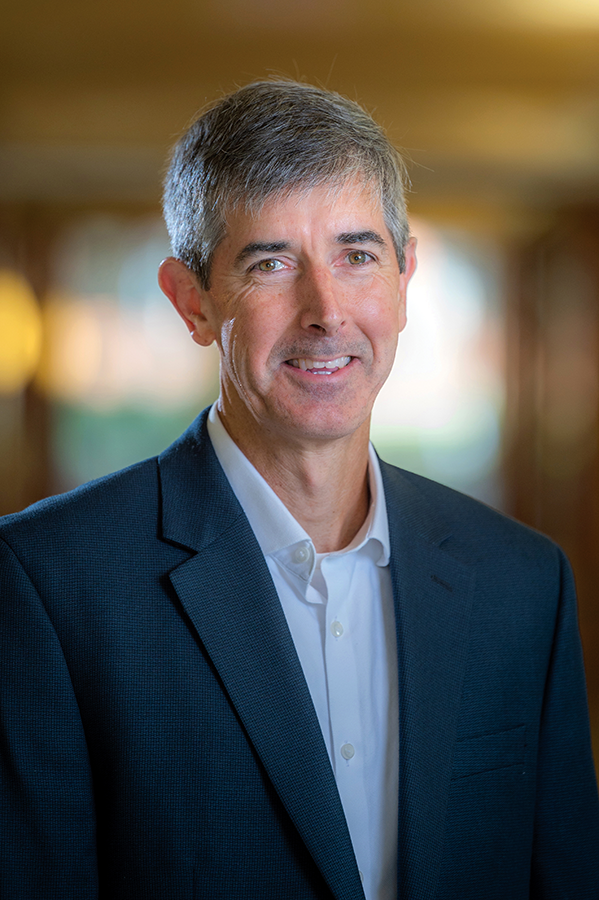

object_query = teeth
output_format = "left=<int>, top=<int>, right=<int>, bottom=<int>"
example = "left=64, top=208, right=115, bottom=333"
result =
left=289, top=356, right=351, bottom=372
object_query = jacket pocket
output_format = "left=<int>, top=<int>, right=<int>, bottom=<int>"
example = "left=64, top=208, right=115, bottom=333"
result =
left=451, top=724, right=527, bottom=779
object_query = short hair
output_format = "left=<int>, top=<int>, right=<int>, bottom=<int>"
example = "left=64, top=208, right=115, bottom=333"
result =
left=163, top=80, right=410, bottom=288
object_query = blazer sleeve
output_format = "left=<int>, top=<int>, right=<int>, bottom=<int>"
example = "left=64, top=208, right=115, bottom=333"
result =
left=0, top=537, right=99, bottom=900
left=530, top=548, right=599, bottom=897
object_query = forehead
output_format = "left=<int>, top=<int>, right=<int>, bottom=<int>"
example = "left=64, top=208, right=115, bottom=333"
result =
left=225, top=179, right=388, bottom=243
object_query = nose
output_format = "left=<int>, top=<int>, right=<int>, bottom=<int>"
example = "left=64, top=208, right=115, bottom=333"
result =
left=298, top=266, right=345, bottom=335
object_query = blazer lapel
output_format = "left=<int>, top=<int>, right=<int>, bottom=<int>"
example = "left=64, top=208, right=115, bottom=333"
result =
left=381, top=462, right=475, bottom=900
left=158, top=413, right=365, bottom=900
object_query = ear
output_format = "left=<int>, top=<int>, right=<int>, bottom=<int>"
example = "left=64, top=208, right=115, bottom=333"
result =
left=158, top=257, right=217, bottom=347
left=402, top=236, right=418, bottom=284
left=397, top=236, right=417, bottom=333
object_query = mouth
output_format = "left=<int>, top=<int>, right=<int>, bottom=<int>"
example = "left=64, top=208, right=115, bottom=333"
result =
left=286, top=356, right=352, bottom=374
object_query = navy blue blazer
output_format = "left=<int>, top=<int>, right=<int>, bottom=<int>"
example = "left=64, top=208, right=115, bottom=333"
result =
left=1, top=410, right=598, bottom=899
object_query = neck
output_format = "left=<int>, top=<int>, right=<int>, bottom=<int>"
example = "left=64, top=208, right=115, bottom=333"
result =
left=218, top=412, right=371, bottom=554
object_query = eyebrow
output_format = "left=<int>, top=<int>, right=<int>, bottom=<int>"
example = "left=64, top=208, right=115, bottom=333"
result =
left=336, top=230, right=386, bottom=246
left=234, top=230, right=387, bottom=267
left=235, top=241, right=290, bottom=266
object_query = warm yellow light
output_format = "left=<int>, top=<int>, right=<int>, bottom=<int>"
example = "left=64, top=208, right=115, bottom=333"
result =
left=507, top=0, right=599, bottom=27
left=0, top=269, right=43, bottom=395
left=35, top=292, right=103, bottom=402
left=473, top=0, right=599, bottom=28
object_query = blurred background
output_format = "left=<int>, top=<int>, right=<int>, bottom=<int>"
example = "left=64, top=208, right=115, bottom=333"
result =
left=1, top=0, right=598, bottom=772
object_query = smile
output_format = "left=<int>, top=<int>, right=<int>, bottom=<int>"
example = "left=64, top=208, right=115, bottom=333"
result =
left=287, top=356, right=352, bottom=374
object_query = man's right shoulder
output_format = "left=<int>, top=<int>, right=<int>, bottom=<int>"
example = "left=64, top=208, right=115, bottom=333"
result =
left=0, top=408, right=215, bottom=553
left=0, top=456, right=161, bottom=552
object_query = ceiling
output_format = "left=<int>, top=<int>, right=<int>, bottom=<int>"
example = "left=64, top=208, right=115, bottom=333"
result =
left=2, top=0, right=599, bottom=231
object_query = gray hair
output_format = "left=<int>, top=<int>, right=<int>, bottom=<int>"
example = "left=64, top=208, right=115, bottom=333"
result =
left=163, top=80, right=410, bottom=288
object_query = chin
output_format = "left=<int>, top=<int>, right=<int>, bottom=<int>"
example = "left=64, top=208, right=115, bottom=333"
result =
left=274, top=408, right=371, bottom=444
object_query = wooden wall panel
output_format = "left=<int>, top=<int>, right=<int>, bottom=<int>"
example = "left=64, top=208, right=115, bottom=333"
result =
left=505, top=209, right=599, bottom=772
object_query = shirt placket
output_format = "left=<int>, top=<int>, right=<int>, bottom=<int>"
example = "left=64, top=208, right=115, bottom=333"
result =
left=321, top=552, right=372, bottom=888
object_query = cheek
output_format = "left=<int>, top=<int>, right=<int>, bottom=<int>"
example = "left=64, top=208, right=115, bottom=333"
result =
left=219, top=318, right=235, bottom=359
left=219, top=319, right=253, bottom=386
left=220, top=313, right=276, bottom=385
left=363, top=294, right=403, bottom=348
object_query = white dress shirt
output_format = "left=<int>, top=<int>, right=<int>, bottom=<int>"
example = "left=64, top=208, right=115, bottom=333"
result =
left=207, top=404, right=399, bottom=900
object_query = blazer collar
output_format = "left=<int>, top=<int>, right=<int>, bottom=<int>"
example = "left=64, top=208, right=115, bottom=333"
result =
left=158, top=409, right=244, bottom=552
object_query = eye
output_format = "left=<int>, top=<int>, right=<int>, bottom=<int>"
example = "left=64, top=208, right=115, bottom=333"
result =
left=256, top=258, right=284, bottom=272
left=347, top=250, right=369, bottom=265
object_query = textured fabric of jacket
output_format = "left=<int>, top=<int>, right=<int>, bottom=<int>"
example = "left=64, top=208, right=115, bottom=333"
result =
left=1, top=409, right=598, bottom=899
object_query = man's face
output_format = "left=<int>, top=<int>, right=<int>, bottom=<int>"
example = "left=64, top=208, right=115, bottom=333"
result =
left=180, top=179, right=416, bottom=451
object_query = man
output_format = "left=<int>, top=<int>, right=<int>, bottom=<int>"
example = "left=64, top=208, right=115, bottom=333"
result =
left=1, top=81, right=598, bottom=900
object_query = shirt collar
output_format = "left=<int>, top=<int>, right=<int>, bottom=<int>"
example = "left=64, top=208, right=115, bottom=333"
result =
left=206, top=402, right=390, bottom=567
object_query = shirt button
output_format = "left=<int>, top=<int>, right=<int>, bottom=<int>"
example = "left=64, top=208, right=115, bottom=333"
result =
left=330, top=620, right=344, bottom=638
left=293, top=545, right=310, bottom=564
left=359, top=871, right=364, bottom=882
left=340, top=743, right=355, bottom=760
